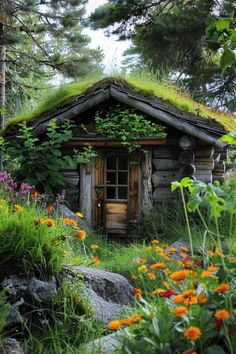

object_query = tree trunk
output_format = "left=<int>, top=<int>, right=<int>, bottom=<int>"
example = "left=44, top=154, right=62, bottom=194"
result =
left=0, top=15, right=6, bottom=171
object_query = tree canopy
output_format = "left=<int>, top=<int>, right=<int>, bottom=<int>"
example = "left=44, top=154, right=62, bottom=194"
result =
left=91, top=0, right=236, bottom=111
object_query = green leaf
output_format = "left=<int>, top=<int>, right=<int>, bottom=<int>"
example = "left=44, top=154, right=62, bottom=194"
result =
left=219, top=132, right=236, bottom=145
left=215, top=18, right=231, bottom=32
left=220, top=47, right=235, bottom=72
left=171, top=181, right=180, bottom=191
left=204, top=345, right=226, bottom=354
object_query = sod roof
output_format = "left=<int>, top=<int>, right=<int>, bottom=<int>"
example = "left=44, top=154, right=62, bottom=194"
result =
left=2, top=76, right=236, bottom=137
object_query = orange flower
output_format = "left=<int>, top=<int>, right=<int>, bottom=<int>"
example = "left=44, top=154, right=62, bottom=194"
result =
left=208, top=264, right=218, bottom=273
left=93, top=256, right=100, bottom=265
left=107, top=320, right=123, bottom=331
left=198, top=294, right=208, bottom=303
left=180, top=246, right=189, bottom=252
left=201, top=271, right=212, bottom=278
left=230, top=257, right=236, bottom=262
left=76, top=230, right=86, bottom=240
left=131, top=275, right=138, bottom=281
left=45, top=218, right=55, bottom=228
left=152, top=288, right=165, bottom=296
left=127, top=314, right=142, bottom=325
left=150, top=262, right=165, bottom=269
left=170, top=270, right=189, bottom=281
left=47, top=205, right=54, bottom=212
left=172, top=306, right=188, bottom=317
left=184, top=296, right=198, bottom=306
left=180, top=253, right=188, bottom=258
left=75, top=212, right=84, bottom=218
left=173, top=294, right=185, bottom=303
left=147, top=272, right=156, bottom=280
left=31, top=191, right=39, bottom=198
left=136, top=258, right=147, bottom=264
left=215, top=283, right=230, bottom=293
left=164, top=269, right=171, bottom=275
left=133, top=287, right=142, bottom=300
left=155, top=246, right=163, bottom=252
left=138, top=265, right=148, bottom=273
left=234, top=309, right=236, bottom=316
left=215, top=309, right=230, bottom=321
left=182, top=289, right=196, bottom=298
left=177, top=260, right=184, bottom=266
left=151, top=240, right=159, bottom=244
left=63, top=218, right=77, bottom=226
left=184, top=326, right=201, bottom=341
left=14, top=204, right=24, bottom=212
left=169, top=247, right=177, bottom=252
left=90, top=244, right=98, bottom=250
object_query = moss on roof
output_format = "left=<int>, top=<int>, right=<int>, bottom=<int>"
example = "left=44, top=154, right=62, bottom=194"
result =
left=2, top=75, right=236, bottom=136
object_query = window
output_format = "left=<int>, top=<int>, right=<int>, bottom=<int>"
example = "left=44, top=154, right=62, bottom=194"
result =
left=105, top=156, right=128, bottom=200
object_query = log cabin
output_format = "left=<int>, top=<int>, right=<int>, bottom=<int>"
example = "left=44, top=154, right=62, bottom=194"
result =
left=2, top=77, right=236, bottom=238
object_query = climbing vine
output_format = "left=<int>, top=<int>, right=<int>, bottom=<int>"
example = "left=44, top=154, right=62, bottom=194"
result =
left=95, top=105, right=166, bottom=152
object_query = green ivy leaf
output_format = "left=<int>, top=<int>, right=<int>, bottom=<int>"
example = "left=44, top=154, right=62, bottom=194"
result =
left=220, top=47, right=235, bottom=72
left=219, top=132, right=236, bottom=145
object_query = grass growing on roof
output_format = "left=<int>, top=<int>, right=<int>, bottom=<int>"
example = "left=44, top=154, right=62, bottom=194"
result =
left=3, top=73, right=236, bottom=136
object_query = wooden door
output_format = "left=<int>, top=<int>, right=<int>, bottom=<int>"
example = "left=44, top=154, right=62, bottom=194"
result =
left=94, top=150, right=140, bottom=236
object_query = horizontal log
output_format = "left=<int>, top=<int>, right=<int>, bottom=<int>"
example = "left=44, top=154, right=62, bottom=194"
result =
left=212, top=175, right=224, bottom=183
left=61, top=170, right=79, bottom=186
left=179, top=151, right=195, bottom=165
left=180, top=163, right=196, bottom=176
left=152, top=170, right=180, bottom=187
left=153, top=158, right=180, bottom=170
left=213, top=162, right=226, bottom=173
left=153, top=187, right=179, bottom=202
left=220, top=150, right=228, bottom=160
left=180, top=135, right=196, bottom=150
left=195, top=157, right=214, bottom=170
left=195, top=170, right=212, bottom=183
left=195, top=146, right=214, bottom=158
left=153, top=146, right=180, bottom=159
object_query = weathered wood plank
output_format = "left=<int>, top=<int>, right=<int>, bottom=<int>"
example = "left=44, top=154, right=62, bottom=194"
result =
left=213, top=162, right=226, bottom=173
left=179, top=151, right=195, bottom=164
left=106, top=202, right=127, bottom=230
left=180, top=163, right=196, bottom=176
left=195, top=170, right=212, bottom=183
left=129, top=151, right=140, bottom=223
left=153, top=146, right=180, bottom=159
left=195, top=159, right=214, bottom=170
left=142, top=147, right=153, bottom=213
left=195, top=146, right=214, bottom=158
left=80, top=162, right=93, bottom=224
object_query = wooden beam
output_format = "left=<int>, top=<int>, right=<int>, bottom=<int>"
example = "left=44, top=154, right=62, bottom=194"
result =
left=110, top=86, right=225, bottom=148
left=64, top=138, right=166, bottom=147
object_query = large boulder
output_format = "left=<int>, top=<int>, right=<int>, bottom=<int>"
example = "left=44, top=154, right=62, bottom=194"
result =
left=85, top=332, right=121, bottom=354
left=67, top=267, right=134, bottom=323
left=1, top=338, right=24, bottom=354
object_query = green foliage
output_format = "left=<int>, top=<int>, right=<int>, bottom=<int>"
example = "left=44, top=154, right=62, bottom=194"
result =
left=91, top=1, right=236, bottom=110
left=3, top=121, right=96, bottom=193
left=0, top=201, right=65, bottom=275
left=95, top=105, right=166, bottom=152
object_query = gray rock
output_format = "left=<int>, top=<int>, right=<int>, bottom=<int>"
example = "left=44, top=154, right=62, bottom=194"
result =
left=67, top=267, right=134, bottom=323
left=1, top=275, right=57, bottom=328
left=85, top=332, right=121, bottom=354
left=72, top=267, right=134, bottom=305
left=83, top=287, right=128, bottom=323
left=0, top=338, right=24, bottom=354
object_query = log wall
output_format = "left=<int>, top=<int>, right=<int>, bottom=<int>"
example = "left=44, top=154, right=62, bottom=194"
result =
left=152, top=132, right=227, bottom=203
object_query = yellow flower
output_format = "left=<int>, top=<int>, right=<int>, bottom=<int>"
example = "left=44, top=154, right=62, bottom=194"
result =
left=138, top=265, right=148, bottom=273
left=208, top=264, right=218, bottom=273
left=145, top=246, right=152, bottom=251
left=215, top=309, right=230, bottom=321
left=150, top=262, right=165, bottom=269
left=75, top=212, right=84, bottom=218
left=155, top=246, right=163, bottom=252
left=169, top=247, right=177, bottom=252
left=147, top=272, right=156, bottom=280
left=90, top=244, right=98, bottom=250
left=180, top=246, right=189, bottom=252
left=180, top=252, right=188, bottom=258
left=152, top=288, right=165, bottom=296
left=184, top=326, right=201, bottom=341
left=76, top=230, right=86, bottom=240
left=131, top=275, right=138, bottom=281
left=176, top=260, right=184, bottom=266
left=215, top=282, right=230, bottom=293
left=172, top=306, right=188, bottom=317
left=45, top=218, right=55, bottom=228
left=162, top=281, right=169, bottom=287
